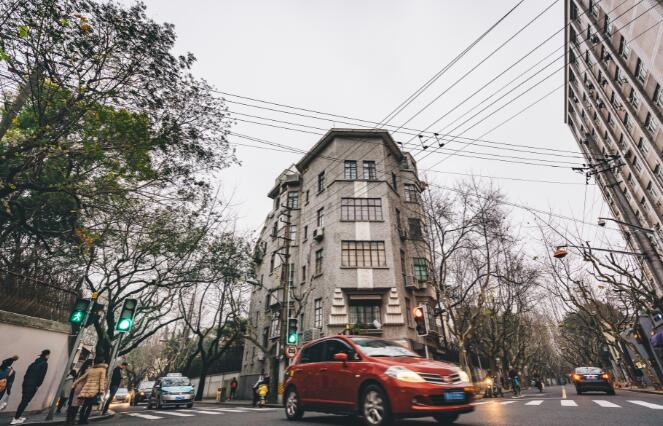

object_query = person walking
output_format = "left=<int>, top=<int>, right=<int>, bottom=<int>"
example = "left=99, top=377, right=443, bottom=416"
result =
left=229, top=377, right=238, bottom=401
left=66, top=367, right=88, bottom=425
left=0, top=355, right=19, bottom=411
left=56, top=370, right=76, bottom=414
left=74, top=358, right=108, bottom=425
left=11, top=350, right=50, bottom=425
left=102, top=362, right=126, bottom=414
left=251, top=370, right=265, bottom=407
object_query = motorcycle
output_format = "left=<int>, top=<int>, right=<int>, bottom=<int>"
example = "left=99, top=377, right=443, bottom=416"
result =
left=535, top=379, right=544, bottom=393
left=484, top=377, right=503, bottom=398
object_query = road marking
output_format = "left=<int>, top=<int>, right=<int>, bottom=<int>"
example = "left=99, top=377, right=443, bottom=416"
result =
left=562, top=386, right=567, bottom=399
left=561, top=400, right=577, bottom=407
left=152, top=410, right=196, bottom=416
left=593, top=400, right=620, bottom=408
left=627, top=400, right=663, bottom=410
left=500, top=401, right=517, bottom=405
left=208, top=408, right=249, bottom=412
left=471, top=401, right=493, bottom=405
left=525, top=400, right=543, bottom=406
left=239, top=407, right=278, bottom=411
left=127, top=413, right=164, bottom=420
left=184, top=409, right=222, bottom=414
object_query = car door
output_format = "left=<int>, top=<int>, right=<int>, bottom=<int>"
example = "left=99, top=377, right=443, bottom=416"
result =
left=296, top=341, right=325, bottom=404
left=319, top=338, right=363, bottom=409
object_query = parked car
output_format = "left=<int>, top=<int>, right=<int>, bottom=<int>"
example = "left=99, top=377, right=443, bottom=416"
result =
left=571, top=367, right=615, bottom=395
left=283, top=336, right=474, bottom=425
left=110, top=387, right=131, bottom=403
left=147, top=373, right=195, bottom=409
left=131, top=381, right=155, bottom=405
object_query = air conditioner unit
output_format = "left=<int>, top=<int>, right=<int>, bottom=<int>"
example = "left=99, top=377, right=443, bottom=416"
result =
left=312, top=227, right=324, bottom=241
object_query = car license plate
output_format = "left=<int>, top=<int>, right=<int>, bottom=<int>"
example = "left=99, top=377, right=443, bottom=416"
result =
left=175, top=396, right=185, bottom=400
left=444, top=391, right=466, bottom=402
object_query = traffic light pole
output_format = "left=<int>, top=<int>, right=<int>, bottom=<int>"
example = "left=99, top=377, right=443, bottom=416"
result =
left=46, top=293, right=97, bottom=420
left=272, top=204, right=292, bottom=404
left=100, top=333, right=124, bottom=411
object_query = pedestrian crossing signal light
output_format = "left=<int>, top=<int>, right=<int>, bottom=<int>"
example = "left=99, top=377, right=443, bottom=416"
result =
left=115, top=298, right=138, bottom=333
left=287, top=318, right=298, bottom=345
left=69, top=298, right=91, bottom=325
left=413, top=306, right=429, bottom=337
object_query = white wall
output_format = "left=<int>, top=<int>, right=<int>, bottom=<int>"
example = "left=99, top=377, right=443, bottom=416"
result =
left=190, top=372, right=241, bottom=400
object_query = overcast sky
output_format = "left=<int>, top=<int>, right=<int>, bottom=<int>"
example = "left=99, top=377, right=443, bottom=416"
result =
left=129, top=0, right=626, bottom=254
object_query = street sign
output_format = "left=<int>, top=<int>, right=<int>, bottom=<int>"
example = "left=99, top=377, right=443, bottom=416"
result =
left=285, top=345, right=297, bottom=359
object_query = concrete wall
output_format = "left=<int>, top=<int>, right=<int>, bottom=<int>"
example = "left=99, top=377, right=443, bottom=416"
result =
left=0, top=310, right=70, bottom=414
left=189, top=371, right=240, bottom=400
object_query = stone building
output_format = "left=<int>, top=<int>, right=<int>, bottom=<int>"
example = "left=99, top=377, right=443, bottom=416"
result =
left=239, top=129, right=441, bottom=396
left=564, top=0, right=663, bottom=291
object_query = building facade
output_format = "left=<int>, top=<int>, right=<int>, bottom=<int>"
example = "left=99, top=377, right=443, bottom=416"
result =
left=564, top=0, right=663, bottom=292
left=239, top=129, right=441, bottom=396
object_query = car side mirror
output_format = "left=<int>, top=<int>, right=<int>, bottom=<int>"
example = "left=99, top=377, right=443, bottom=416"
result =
left=334, top=353, right=348, bottom=363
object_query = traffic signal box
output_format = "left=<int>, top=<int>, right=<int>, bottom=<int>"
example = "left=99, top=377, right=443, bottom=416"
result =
left=413, top=305, right=429, bottom=337
left=115, top=298, right=138, bottom=332
left=287, top=318, right=298, bottom=345
left=69, top=298, right=91, bottom=325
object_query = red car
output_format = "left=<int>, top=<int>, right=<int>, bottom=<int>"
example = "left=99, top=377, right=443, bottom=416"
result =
left=283, top=336, right=474, bottom=425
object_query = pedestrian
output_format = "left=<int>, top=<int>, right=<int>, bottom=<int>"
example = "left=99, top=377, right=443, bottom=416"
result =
left=0, top=355, right=19, bottom=412
left=229, top=377, right=238, bottom=401
left=11, top=349, right=50, bottom=425
left=252, top=370, right=265, bottom=407
left=102, top=361, right=126, bottom=414
left=74, top=357, right=108, bottom=425
left=56, top=370, right=76, bottom=414
left=66, top=371, right=85, bottom=425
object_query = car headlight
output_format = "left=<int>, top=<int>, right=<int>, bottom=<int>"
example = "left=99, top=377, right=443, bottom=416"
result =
left=484, top=377, right=493, bottom=385
left=385, top=366, right=426, bottom=383
left=457, top=369, right=471, bottom=383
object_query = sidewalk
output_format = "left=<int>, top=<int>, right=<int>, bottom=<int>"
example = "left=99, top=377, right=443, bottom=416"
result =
left=0, top=410, right=113, bottom=425
left=621, top=386, right=663, bottom=396
left=198, top=399, right=281, bottom=408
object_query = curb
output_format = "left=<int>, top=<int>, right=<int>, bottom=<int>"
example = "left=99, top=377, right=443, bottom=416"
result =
left=197, top=400, right=281, bottom=409
left=7, top=412, right=115, bottom=426
left=623, top=388, right=663, bottom=396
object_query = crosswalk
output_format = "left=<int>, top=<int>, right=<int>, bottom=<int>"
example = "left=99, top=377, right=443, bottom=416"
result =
left=472, top=399, right=663, bottom=410
left=125, top=407, right=280, bottom=421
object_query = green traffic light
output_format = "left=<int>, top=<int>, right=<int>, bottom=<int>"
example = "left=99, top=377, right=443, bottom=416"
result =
left=117, top=318, right=132, bottom=331
left=69, top=311, right=84, bottom=324
left=287, top=333, right=298, bottom=344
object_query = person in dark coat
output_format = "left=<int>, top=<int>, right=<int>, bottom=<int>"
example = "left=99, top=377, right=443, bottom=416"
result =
left=102, top=361, right=126, bottom=414
left=11, top=350, right=50, bottom=425
left=0, top=355, right=19, bottom=410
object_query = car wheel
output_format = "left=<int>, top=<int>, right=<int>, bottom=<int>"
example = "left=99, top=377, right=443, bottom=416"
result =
left=284, top=388, right=304, bottom=420
left=433, top=414, right=460, bottom=425
left=607, top=389, right=615, bottom=395
left=576, top=389, right=582, bottom=395
left=186, top=403, right=193, bottom=409
left=361, top=385, right=392, bottom=426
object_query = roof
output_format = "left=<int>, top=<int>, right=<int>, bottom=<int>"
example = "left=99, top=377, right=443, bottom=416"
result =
left=295, top=128, right=403, bottom=171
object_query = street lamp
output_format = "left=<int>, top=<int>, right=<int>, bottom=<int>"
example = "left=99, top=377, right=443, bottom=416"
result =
left=553, top=244, right=645, bottom=259
left=597, top=217, right=654, bottom=234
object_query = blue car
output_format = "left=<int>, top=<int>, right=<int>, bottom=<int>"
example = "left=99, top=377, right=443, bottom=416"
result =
left=147, top=373, right=195, bottom=409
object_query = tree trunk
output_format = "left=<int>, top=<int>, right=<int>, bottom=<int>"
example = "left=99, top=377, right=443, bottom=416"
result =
left=195, top=365, right=208, bottom=401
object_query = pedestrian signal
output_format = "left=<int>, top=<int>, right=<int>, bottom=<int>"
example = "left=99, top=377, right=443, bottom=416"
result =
left=115, top=298, right=138, bottom=332
left=69, top=298, right=91, bottom=325
left=413, top=306, right=429, bottom=337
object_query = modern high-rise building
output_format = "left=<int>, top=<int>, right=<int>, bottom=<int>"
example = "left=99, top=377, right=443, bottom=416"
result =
left=238, top=129, right=441, bottom=397
left=564, top=0, right=663, bottom=292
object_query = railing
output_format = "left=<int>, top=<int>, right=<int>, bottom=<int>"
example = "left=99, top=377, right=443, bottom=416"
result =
left=0, top=269, right=79, bottom=323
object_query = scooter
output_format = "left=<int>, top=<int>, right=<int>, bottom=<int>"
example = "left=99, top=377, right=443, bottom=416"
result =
left=484, top=377, right=503, bottom=398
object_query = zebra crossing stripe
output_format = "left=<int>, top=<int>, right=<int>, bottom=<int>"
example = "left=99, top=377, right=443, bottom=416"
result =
left=627, top=400, right=663, bottom=410
left=239, top=407, right=278, bottom=411
left=561, top=400, right=577, bottom=407
left=209, top=408, right=249, bottom=412
left=500, top=401, right=517, bottom=405
left=525, top=400, right=543, bottom=406
left=471, top=401, right=492, bottom=405
left=152, top=410, right=196, bottom=416
left=127, top=413, right=164, bottom=420
left=593, top=400, right=620, bottom=408
left=184, top=409, right=222, bottom=414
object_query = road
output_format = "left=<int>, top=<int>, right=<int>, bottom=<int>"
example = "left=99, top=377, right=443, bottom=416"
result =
left=106, top=386, right=663, bottom=426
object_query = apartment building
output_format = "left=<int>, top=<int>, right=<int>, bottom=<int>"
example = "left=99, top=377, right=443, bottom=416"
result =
left=239, top=129, right=441, bottom=392
left=564, top=0, right=663, bottom=291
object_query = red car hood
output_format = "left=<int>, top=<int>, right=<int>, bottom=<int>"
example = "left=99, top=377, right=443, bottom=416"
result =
left=371, top=356, right=459, bottom=374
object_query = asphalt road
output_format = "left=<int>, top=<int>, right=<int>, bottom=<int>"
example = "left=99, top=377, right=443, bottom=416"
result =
left=106, top=386, right=663, bottom=426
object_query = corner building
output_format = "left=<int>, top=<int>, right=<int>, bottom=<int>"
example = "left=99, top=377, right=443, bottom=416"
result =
left=564, top=0, right=663, bottom=290
left=240, top=129, right=441, bottom=395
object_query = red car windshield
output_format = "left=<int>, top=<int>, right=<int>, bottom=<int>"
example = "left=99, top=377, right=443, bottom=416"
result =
left=350, top=338, right=420, bottom=358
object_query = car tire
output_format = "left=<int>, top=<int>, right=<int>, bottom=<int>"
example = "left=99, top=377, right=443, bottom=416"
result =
left=576, top=389, right=582, bottom=395
left=186, top=403, right=193, bottom=409
left=360, top=384, right=392, bottom=426
left=607, top=389, right=615, bottom=395
left=284, top=388, right=304, bottom=420
left=433, top=413, right=460, bottom=425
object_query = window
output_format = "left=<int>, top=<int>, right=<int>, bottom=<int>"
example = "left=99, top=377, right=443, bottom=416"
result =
left=400, top=249, right=407, bottom=285
left=341, top=198, right=383, bottom=221
left=395, top=208, right=402, bottom=230
left=413, top=258, right=429, bottom=281
left=344, top=160, right=357, bottom=180
left=391, top=172, right=397, bottom=190
left=647, top=181, right=657, bottom=198
left=305, top=190, right=310, bottom=204
left=363, top=161, right=377, bottom=180
left=636, top=58, right=648, bottom=84
left=289, top=224, right=297, bottom=243
left=585, top=50, right=593, bottom=67
left=272, top=222, right=278, bottom=239
left=318, top=171, right=325, bottom=193
left=623, top=112, right=633, bottom=132
left=341, top=241, right=387, bottom=268
left=645, top=112, right=658, bottom=134
left=300, top=341, right=323, bottom=363
left=655, top=84, right=663, bottom=108
left=656, top=164, right=663, bottom=185
left=301, top=265, right=307, bottom=283
left=404, top=184, right=419, bottom=202
left=570, top=1, right=578, bottom=20
left=590, top=0, right=598, bottom=17
left=288, top=263, right=295, bottom=287
left=316, top=207, right=324, bottom=226
left=287, top=191, right=298, bottom=209
left=303, top=225, right=308, bottom=240
left=607, top=113, right=613, bottom=127
left=324, top=339, right=357, bottom=361
left=638, top=138, right=648, bottom=154
left=629, top=88, right=640, bottom=108
left=349, top=300, right=381, bottom=327
left=633, top=158, right=642, bottom=173
left=408, top=218, right=423, bottom=239
left=405, top=298, right=412, bottom=327
left=615, top=67, right=623, bottom=83
left=270, top=316, right=280, bottom=339
left=314, top=299, right=322, bottom=328
left=315, top=249, right=323, bottom=275
left=603, top=15, right=612, bottom=36
left=618, top=36, right=630, bottom=59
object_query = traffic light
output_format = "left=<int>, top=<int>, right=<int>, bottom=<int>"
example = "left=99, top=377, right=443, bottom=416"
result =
left=69, top=298, right=91, bottom=325
left=115, top=298, right=138, bottom=332
left=413, top=306, right=429, bottom=337
left=287, top=318, right=298, bottom=345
